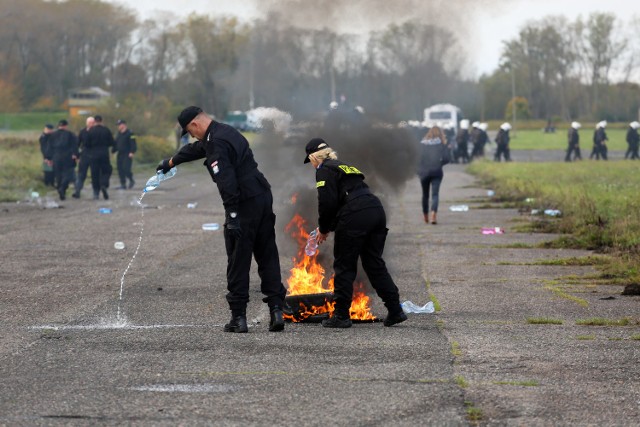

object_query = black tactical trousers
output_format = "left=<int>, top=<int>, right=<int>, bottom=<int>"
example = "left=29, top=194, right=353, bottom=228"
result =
left=116, top=154, right=133, bottom=186
left=332, top=206, right=401, bottom=318
left=89, top=154, right=112, bottom=194
left=224, top=191, right=286, bottom=315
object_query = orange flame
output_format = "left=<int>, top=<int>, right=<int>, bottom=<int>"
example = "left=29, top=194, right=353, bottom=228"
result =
left=284, top=213, right=376, bottom=322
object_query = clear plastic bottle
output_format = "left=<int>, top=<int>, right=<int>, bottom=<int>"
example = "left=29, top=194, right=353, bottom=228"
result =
left=401, top=300, right=435, bottom=314
left=449, top=205, right=469, bottom=212
left=305, top=229, right=318, bottom=256
left=144, top=167, right=177, bottom=192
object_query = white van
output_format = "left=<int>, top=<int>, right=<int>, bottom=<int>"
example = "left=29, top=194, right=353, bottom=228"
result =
left=423, top=103, right=464, bottom=134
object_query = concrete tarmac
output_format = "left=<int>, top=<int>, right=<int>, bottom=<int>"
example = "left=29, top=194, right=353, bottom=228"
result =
left=0, top=146, right=638, bottom=426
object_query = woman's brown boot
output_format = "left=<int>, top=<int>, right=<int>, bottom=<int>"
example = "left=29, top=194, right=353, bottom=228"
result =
left=430, top=211, right=437, bottom=224
left=424, top=213, right=430, bottom=223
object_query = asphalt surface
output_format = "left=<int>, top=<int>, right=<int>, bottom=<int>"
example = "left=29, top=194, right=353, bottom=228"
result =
left=1, top=144, right=638, bottom=426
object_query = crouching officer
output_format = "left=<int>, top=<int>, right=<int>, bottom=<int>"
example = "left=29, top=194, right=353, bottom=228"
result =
left=304, top=138, right=406, bottom=328
left=157, top=106, right=287, bottom=333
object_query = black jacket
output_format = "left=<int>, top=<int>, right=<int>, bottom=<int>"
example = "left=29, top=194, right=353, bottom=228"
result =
left=568, top=128, right=579, bottom=146
left=39, top=132, right=51, bottom=159
left=113, top=129, right=137, bottom=155
left=495, top=129, right=510, bottom=146
left=417, top=137, right=449, bottom=179
left=171, top=121, right=270, bottom=212
left=87, top=124, right=115, bottom=157
left=47, top=129, right=78, bottom=167
left=315, top=159, right=380, bottom=234
left=626, top=127, right=639, bottom=145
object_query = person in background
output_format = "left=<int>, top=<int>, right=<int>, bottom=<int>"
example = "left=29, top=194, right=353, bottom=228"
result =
left=469, top=121, right=481, bottom=159
left=455, top=119, right=470, bottom=164
left=590, top=121, right=608, bottom=161
left=476, top=123, right=489, bottom=157
left=443, top=123, right=457, bottom=162
left=72, top=116, right=95, bottom=198
left=113, top=119, right=137, bottom=189
left=39, top=124, right=55, bottom=187
left=157, top=106, right=287, bottom=333
left=47, top=120, right=78, bottom=200
left=303, top=138, right=407, bottom=329
left=417, top=126, right=450, bottom=225
left=624, top=121, right=639, bottom=160
left=87, top=115, right=114, bottom=199
left=565, top=121, right=582, bottom=162
left=494, top=122, right=512, bottom=162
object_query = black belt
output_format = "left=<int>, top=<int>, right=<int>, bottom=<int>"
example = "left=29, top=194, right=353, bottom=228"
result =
left=345, top=187, right=371, bottom=202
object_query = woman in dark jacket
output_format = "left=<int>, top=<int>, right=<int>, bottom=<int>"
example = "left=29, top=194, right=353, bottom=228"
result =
left=417, top=126, right=450, bottom=224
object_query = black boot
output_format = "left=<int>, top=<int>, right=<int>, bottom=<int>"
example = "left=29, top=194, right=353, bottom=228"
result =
left=101, top=187, right=109, bottom=200
left=224, top=315, right=248, bottom=333
left=383, top=306, right=408, bottom=327
left=269, top=307, right=285, bottom=332
left=321, top=313, right=352, bottom=328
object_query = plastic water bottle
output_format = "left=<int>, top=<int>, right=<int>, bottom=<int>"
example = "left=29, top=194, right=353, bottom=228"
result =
left=98, top=208, right=112, bottom=214
left=202, top=223, right=220, bottom=231
left=449, top=205, right=469, bottom=212
left=144, top=167, right=177, bottom=192
left=305, top=229, right=318, bottom=256
left=401, top=300, right=435, bottom=314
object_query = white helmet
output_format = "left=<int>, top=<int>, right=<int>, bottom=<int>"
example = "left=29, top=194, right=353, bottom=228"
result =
left=597, top=120, right=607, bottom=129
left=500, top=122, right=511, bottom=131
left=630, top=121, right=640, bottom=129
left=472, top=121, right=480, bottom=128
left=354, top=105, right=364, bottom=114
left=459, top=119, right=470, bottom=130
left=329, top=101, right=338, bottom=110
left=479, top=123, right=488, bottom=131
left=571, top=121, right=581, bottom=129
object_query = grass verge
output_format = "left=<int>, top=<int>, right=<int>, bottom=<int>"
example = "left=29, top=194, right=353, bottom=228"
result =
left=468, top=160, right=640, bottom=287
left=526, top=317, right=563, bottom=325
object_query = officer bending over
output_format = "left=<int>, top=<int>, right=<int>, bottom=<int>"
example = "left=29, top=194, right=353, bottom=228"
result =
left=303, top=138, right=406, bottom=328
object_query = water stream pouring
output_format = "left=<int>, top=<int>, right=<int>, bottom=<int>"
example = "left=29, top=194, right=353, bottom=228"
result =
left=117, top=167, right=177, bottom=321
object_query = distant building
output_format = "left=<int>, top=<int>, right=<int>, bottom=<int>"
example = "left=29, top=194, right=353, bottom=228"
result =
left=67, top=87, right=111, bottom=117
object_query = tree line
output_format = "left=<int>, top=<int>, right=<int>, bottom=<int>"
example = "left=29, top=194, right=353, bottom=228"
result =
left=1, top=0, right=638, bottom=125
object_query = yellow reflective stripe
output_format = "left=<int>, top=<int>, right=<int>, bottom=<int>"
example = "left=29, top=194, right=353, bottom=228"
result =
left=316, top=180, right=326, bottom=188
left=338, top=165, right=362, bottom=175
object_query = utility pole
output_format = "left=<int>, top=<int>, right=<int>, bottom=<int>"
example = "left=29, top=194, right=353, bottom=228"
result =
left=511, top=64, right=517, bottom=137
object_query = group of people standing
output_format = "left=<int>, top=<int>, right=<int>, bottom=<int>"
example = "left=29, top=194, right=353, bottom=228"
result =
left=39, top=116, right=137, bottom=200
left=565, top=120, right=640, bottom=162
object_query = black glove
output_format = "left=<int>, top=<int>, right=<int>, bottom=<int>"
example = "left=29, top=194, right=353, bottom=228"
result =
left=156, top=159, right=171, bottom=174
left=225, top=211, right=242, bottom=240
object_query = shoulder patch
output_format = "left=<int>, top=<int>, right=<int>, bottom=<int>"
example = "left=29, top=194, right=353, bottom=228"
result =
left=316, top=180, right=326, bottom=188
left=337, top=165, right=362, bottom=175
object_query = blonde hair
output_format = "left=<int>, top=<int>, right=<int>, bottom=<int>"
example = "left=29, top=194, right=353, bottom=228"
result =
left=309, top=147, right=338, bottom=163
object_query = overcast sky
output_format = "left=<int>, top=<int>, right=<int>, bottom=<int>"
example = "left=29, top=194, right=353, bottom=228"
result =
left=107, top=0, right=638, bottom=77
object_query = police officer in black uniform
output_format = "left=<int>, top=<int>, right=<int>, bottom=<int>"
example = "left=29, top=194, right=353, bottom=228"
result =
left=565, top=121, right=582, bottom=162
left=47, top=120, right=78, bottom=200
left=87, top=115, right=114, bottom=199
left=73, top=116, right=95, bottom=198
left=39, top=124, right=55, bottom=187
left=157, top=106, right=287, bottom=333
left=624, top=121, right=639, bottom=160
left=303, top=138, right=407, bottom=328
left=113, top=119, right=137, bottom=189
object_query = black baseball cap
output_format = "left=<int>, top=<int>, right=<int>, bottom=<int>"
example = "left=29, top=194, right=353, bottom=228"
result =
left=304, top=138, right=329, bottom=164
left=58, top=119, right=68, bottom=127
left=117, top=119, right=126, bottom=125
left=45, top=123, right=54, bottom=130
left=177, top=106, right=203, bottom=136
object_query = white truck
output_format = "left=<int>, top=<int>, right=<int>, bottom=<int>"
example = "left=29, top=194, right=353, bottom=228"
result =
left=423, top=103, right=463, bottom=134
